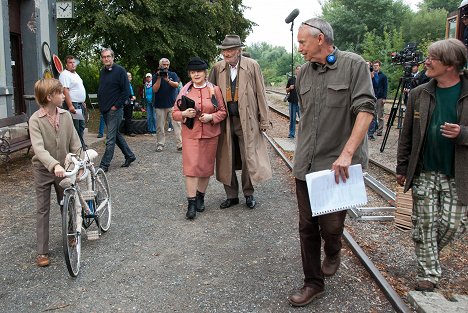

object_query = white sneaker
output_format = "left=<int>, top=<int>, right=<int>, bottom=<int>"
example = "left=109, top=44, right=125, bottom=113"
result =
left=167, top=128, right=173, bottom=132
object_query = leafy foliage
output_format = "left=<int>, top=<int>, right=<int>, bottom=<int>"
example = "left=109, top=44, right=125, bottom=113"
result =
left=58, top=0, right=253, bottom=81
left=321, top=0, right=412, bottom=53
left=419, top=0, right=461, bottom=12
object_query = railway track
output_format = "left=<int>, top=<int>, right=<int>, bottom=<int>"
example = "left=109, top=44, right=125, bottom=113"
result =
left=264, top=90, right=412, bottom=312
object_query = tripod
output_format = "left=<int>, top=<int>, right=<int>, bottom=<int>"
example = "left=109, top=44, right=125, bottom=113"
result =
left=380, top=75, right=412, bottom=152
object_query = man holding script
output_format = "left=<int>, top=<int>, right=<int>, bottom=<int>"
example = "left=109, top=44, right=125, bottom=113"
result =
left=288, top=18, right=375, bottom=307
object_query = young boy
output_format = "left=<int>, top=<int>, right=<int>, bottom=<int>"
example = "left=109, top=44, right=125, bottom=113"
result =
left=29, top=78, right=82, bottom=267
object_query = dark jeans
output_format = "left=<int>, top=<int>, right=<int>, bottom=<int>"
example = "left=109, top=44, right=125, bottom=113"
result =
left=288, top=102, right=300, bottom=138
left=295, top=178, right=347, bottom=289
left=367, top=111, right=377, bottom=137
left=123, top=103, right=134, bottom=134
left=64, top=102, right=86, bottom=147
left=99, top=108, right=135, bottom=169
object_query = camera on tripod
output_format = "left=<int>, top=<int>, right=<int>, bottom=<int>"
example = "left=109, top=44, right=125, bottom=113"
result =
left=391, top=43, right=425, bottom=76
left=380, top=43, right=425, bottom=153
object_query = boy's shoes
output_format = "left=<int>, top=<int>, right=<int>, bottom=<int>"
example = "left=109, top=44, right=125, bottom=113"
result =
left=126, top=133, right=136, bottom=137
left=97, top=134, right=103, bottom=138
left=156, top=145, right=163, bottom=152
left=368, top=135, right=376, bottom=141
left=167, top=128, right=173, bottom=132
left=36, top=254, right=50, bottom=267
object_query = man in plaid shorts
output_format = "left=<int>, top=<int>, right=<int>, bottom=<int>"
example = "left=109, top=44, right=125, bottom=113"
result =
left=397, top=38, right=468, bottom=292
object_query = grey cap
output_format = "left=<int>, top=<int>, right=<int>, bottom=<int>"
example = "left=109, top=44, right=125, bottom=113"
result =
left=217, top=35, right=245, bottom=50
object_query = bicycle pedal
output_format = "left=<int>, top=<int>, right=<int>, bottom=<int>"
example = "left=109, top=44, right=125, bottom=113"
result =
left=86, top=230, right=100, bottom=240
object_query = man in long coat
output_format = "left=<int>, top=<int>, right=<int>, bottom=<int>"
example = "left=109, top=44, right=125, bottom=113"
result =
left=209, top=34, right=272, bottom=209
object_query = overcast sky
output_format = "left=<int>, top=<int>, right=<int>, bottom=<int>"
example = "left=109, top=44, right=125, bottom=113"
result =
left=243, top=0, right=423, bottom=50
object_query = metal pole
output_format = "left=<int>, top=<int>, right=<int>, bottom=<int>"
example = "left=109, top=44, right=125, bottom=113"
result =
left=291, top=21, right=294, bottom=77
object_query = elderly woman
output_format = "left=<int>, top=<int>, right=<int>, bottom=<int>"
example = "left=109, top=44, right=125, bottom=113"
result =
left=172, top=57, right=227, bottom=219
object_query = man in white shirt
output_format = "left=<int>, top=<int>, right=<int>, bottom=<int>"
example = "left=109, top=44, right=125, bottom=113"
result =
left=59, top=55, right=87, bottom=147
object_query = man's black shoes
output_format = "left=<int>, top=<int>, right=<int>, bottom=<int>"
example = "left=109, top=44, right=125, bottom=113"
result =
left=121, top=156, right=136, bottom=167
left=219, top=198, right=239, bottom=209
left=245, top=195, right=256, bottom=209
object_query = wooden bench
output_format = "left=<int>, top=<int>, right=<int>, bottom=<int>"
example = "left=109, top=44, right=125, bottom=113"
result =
left=0, top=113, right=32, bottom=174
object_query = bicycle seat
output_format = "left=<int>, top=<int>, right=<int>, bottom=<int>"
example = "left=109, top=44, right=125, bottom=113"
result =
left=83, top=149, right=98, bottom=162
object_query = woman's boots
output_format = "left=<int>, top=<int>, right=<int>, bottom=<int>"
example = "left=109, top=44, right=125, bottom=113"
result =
left=186, top=191, right=206, bottom=220
left=186, top=197, right=196, bottom=219
left=196, top=190, right=205, bottom=212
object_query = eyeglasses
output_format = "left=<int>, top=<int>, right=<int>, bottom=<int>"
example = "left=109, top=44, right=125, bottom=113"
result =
left=101, top=55, right=113, bottom=59
left=425, top=56, right=440, bottom=62
left=302, top=22, right=324, bottom=35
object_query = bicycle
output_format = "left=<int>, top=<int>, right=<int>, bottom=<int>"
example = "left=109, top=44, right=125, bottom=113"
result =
left=59, top=149, right=111, bottom=277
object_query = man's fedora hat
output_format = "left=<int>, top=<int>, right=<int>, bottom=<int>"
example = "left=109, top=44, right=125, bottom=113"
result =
left=217, top=35, right=245, bottom=50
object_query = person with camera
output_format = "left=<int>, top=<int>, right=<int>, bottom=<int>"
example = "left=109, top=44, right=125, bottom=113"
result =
left=286, top=65, right=301, bottom=138
left=152, top=58, right=182, bottom=152
left=172, top=57, right=227, bottom=219
left=208, top=34, right=272, bottom=210
left=371, top=60, right=388, bottom=137
left=397, top=38, right=468, bottom=292
left=288, top=18, right=375, bottom=307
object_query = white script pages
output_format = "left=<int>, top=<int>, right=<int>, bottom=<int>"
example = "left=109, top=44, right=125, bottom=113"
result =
left=305, top=164, right=368, bottom=216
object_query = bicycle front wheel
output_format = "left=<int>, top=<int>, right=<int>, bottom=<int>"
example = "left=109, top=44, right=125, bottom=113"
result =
left=93, top=168, right=112, bottom=232
left=62, top=189, right=81, bottom=277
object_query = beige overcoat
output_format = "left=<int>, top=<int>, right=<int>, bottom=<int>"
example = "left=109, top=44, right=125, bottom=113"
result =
left=209, top=56, right=272, bottom=186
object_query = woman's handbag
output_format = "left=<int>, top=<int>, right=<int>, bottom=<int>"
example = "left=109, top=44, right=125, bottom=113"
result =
left=177, top=95, right=195, bottom=129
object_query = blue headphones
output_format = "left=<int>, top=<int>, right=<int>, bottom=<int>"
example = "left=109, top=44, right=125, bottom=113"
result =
left=326, top=48, right=337, bottom=65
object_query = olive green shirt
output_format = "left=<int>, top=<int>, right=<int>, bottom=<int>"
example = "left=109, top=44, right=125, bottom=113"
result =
left=293, top=50, right=375, bottom=180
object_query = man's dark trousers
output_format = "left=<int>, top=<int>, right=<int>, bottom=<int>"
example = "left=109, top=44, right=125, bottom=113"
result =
left=295, top=178, right=347, bottom=289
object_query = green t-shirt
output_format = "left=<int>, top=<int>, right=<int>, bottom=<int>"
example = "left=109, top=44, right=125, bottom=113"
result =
left=422, top=82, right=460, bottom=177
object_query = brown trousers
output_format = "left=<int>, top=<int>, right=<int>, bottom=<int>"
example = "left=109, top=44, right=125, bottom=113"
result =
left=33, top=165, right=64, bottom=255
left=296, top=178, right=347, bottom=289
left=224, top=116, right=254, bottom=198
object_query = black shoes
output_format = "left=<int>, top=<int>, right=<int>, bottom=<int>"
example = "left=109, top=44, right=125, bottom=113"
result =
left=219, top=198, right=239, bottom=209
left=219, top=196, right=256, bottom=209
left=186, top=198, right=197, bottom=219
left=196, top=191, right=205, bottom=212
left=245, top=195, right=256, bottom=209
left=100, top=166, right=108, bottom=173
left=121, top=156, right=136, bottom=167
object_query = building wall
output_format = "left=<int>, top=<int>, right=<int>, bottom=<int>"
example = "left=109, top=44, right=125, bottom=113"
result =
left=0, top=0, right=58, bottom=119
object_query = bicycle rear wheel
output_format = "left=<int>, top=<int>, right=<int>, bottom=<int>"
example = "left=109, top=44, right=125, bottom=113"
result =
left=62, top=189, right=81, bottom=277
left=93, top=168, right=112, bottom=232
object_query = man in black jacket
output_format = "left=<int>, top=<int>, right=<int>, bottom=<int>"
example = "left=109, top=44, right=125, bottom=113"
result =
left=97, top=48, right=136, bottom=172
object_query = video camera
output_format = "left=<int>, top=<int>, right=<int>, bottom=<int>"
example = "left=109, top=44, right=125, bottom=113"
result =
left=158, top=67, right=168, bottom=77
left=391, top=43, right=424, bottom=78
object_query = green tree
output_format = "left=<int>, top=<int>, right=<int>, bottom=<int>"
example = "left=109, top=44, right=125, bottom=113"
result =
left=419, top=0, right=461, bottom=12
left=401, top=8, right=448, bottom=44
left=58, top=0, right=253, bottom=82
left=321, top=0, right=412, bottom=52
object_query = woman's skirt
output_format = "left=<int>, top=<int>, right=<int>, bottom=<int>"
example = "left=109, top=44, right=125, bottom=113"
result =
left=182, top=136, right=219, bottom=177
